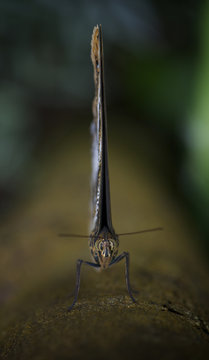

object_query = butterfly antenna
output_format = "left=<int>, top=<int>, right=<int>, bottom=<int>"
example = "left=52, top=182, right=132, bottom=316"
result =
left=58, top=228, right=163, bottom=238
left=58, top=234, right=89, bottom=238
left=117, top=227, right=163, bottom=236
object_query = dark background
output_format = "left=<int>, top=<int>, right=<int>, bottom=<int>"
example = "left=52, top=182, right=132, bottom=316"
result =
left=0, top=0, right=209, bottom=252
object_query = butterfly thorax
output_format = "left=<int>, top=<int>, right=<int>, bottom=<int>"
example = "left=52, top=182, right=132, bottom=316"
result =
left=89, top=227, right=119, bottom=269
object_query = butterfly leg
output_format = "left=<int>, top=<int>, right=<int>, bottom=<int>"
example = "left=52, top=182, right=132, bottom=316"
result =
left=110, top=252, right=136, bottom=303
left=68, top=259, right=100, bottom=311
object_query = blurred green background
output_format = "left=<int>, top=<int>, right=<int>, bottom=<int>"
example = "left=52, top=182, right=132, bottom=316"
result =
left=0, top=0, right=209, bottom=251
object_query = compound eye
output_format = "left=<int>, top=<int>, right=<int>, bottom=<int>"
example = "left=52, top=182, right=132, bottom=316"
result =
left=109, top=241, right=114, bottom=250
left=99, top=242, right=103, bottom=251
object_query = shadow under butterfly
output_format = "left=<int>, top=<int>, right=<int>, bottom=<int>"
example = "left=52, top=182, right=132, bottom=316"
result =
left=59, top=25, right=163, bottom=311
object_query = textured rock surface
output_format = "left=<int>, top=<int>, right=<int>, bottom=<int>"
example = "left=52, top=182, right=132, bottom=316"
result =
left=0, top=124, right=209, bottom=359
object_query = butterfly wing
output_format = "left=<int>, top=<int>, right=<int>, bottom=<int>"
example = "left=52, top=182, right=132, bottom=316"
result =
left=90, top=25, right=115, bottom=237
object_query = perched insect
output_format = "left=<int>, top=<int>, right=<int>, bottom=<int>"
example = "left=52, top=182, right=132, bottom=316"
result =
left=60, top=25, right=162, bottom=311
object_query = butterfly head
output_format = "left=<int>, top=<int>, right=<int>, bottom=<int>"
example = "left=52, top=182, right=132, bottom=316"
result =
left=90, top=229, right=119, bottom=269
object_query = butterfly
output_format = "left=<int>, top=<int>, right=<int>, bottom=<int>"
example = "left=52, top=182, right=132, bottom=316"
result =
left=60, top=25, right=162, bottom=311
